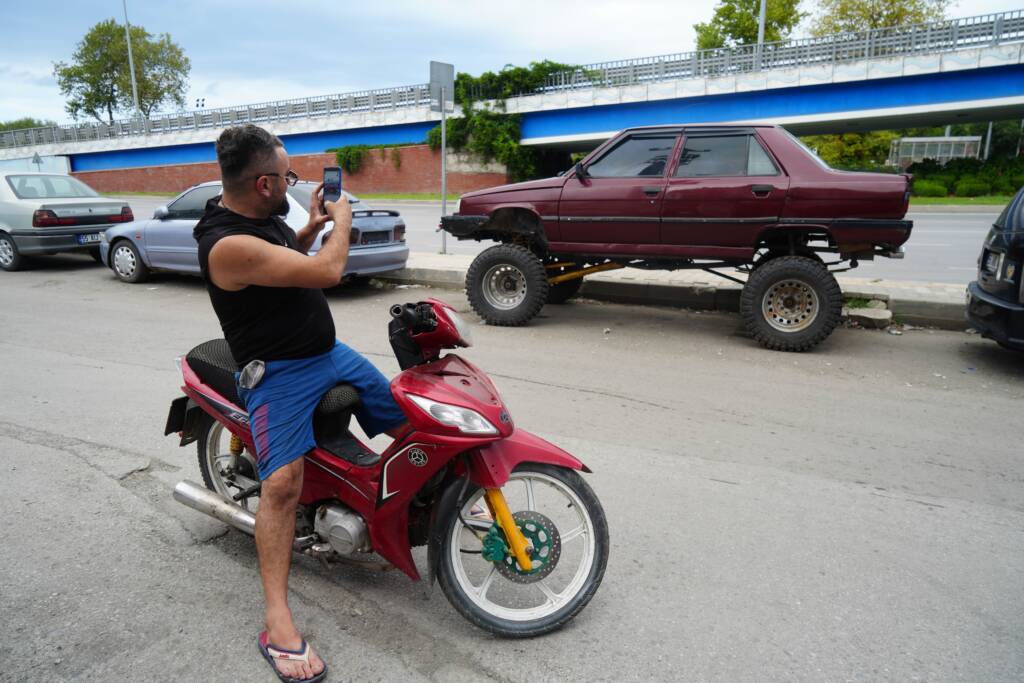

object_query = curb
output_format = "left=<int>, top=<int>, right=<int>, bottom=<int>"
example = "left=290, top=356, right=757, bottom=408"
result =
left=377, top=266, right=968, bottom=331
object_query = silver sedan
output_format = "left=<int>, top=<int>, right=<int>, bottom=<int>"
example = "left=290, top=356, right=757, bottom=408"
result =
left=0, top=172, right=132, bottom=272
left=100, top=180, right=408, bottom=283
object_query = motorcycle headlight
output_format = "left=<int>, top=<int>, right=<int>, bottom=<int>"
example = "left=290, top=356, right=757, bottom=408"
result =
left=447, top=309, right=473, bottom=347
left=407, top=394, right=496, bottom=434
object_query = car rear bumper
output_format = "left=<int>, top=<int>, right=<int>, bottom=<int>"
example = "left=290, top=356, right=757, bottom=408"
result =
left=10, top=228, right=108, bottom=255
left=966, top=281, right=1024, bottom=350
left=342, top=243, right=409, bottom=276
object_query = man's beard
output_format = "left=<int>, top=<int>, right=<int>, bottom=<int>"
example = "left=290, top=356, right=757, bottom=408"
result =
left=271, top=193, right=290, bottom=217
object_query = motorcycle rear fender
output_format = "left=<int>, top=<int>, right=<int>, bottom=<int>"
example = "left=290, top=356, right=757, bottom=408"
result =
left=164, top=395, right=204, bottom=446
left=466, top=428, right=590, bottom=489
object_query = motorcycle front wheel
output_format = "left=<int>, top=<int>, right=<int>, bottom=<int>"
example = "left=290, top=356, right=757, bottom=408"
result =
left=437, top=463, right=609, bottom=637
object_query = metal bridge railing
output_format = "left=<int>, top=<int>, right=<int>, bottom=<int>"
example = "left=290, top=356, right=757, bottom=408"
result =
left=475, top=9, right=1024, bottom=98
left=0, top=83, right=431, bottom=151
left=4, top=10, right=1022, bottom=151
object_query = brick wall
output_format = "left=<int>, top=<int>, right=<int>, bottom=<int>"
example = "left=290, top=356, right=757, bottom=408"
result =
left=72, top=145, right=508, bottom=195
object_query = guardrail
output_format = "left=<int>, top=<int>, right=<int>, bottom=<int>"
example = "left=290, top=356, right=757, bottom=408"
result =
left=0, top=84, right=431, bottom=151
left=4, top=10, right=1023, bottom=151
left=473, top=9, right=1024, bottom=97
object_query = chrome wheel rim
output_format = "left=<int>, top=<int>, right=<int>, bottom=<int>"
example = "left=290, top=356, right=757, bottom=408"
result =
left=762, top=279, right=819, bottom=333
left=0, top=237, right=13, bottom=267
left=481, top=264, right=527, bottom=310
left=204, top=421, right=259, bottom=512
left=448, top=471, right=597, bottom=622
left=112, top=244, right=137, bottom=280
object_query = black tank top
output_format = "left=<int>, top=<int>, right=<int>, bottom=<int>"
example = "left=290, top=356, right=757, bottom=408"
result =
left=194, top=197, right=335, bottom=368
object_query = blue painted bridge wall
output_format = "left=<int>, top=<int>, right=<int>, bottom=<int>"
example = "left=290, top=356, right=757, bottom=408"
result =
left=70, top=121, right=438, bottom=172
left=519, top=64, right=1024, bottom=140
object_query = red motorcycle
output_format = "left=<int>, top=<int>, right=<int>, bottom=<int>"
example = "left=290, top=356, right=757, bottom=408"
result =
left=166, top=298, right=608, bottom=637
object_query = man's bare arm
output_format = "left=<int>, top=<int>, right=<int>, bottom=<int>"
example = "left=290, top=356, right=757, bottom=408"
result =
left=208, top=200, right=352, bottom=291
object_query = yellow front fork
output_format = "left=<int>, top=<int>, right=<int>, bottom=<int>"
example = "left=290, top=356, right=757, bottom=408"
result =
left=483, top=488, right=533, bottom=571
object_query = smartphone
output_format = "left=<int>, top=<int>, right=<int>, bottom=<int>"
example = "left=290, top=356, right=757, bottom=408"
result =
left=322, top=166, right=342, bottom=210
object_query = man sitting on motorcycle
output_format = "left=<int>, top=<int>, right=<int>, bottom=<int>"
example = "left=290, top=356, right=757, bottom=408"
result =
left=194, top=124, right=408, bottom=682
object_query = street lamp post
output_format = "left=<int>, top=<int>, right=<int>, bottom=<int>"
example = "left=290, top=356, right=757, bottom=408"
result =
left=756, top=0, right=767, bottom=69
left=123, top=0, right=141, bottom=119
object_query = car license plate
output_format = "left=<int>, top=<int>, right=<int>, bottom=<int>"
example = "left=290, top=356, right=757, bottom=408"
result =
left=361, top=231, right=389, bottom=245
left=77, top=233, right=100, bottom=245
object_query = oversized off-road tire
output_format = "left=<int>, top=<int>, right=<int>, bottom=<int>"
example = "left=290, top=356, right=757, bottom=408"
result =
left=740, top=255, right=842, bottom=352
left=436, top=463, right=609, bottom=638
left=466, top=244, right=549, bottom=326
left=0, top=232, right=24, bottom=272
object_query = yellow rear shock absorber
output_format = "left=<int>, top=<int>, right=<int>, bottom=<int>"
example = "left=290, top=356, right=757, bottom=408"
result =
left=229, top=433, right=243, bottom=456
left=484, top=488, right=534, bottom=571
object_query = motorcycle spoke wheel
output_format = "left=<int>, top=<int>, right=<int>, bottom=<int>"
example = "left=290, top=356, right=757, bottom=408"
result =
left=439, top=464, right=608, bottom=636
left=197, top=417, right=260, bottom=513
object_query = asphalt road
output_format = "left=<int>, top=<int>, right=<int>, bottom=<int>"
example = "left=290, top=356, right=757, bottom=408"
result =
left=1, top=261, right=1021, bottom=682
left=116, top=196, right=999, bottom=285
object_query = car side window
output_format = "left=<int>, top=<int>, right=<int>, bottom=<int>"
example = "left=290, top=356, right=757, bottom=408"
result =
left=586, top=136, right=677, bottom=178
left=675, top=135, right=778, bottom=177
left=167, top=186, right=221, bottom=218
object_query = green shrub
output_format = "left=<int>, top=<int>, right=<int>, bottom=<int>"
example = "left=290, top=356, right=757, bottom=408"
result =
left=954, top=177, right=991, bottom=197
left=990, top=177, right=1014, bottom=195
left=912, top=179, right=947, bottom=197
left=929, top=173, right=956, bottom=188
left=334, top=145, right=370, bottom=174
left=1009, top=174, right=1024, bottom=192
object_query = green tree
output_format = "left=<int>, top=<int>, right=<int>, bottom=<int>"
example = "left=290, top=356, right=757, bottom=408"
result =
left=0, top=117, right=56, bottom=132
left=801, top=131, right=899, bottom=168
left=811, top=0, right=951, bottom=36
left=53, top=19, right=190, bottom=124
left=694, top=0, right=806, bottom=50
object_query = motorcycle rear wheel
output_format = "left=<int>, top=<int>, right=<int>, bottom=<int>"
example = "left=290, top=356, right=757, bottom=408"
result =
left=437, top=463, right=609, bottom=637
left=196, top=414, right=260, bottom=513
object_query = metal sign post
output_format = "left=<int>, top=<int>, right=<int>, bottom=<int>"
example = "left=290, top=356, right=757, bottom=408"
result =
left=430, top=61, right=454, bottom=254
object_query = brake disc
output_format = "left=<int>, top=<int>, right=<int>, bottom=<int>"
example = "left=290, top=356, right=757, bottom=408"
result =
left=486, top=510, right=561, bottom=584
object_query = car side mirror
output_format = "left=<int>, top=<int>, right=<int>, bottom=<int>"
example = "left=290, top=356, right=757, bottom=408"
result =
left=574, top=161, right=589, bottom=180
left=153, top=206, right=169, bottom=220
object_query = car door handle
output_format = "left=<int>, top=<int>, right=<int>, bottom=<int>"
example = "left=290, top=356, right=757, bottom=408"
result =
left=750, top=184, right=773, bottom=197
left=642, top=186, right=662, bottom=196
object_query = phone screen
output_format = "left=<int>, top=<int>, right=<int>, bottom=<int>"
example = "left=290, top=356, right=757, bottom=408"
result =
left=324, top=169, right=341, bottom=186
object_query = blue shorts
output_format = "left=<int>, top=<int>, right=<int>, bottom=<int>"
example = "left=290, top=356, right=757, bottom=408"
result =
left=235, top=341, right=406, bottom=480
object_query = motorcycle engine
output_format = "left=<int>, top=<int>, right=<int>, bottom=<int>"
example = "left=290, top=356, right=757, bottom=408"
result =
left=314, top=504, right=369, bottom=556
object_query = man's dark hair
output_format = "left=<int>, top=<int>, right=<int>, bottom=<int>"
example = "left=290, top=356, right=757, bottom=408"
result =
left=215, top=124, right=283, bottom=193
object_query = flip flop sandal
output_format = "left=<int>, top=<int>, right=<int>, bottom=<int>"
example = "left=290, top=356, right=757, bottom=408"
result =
left=257, top=631, right=328, bottom=683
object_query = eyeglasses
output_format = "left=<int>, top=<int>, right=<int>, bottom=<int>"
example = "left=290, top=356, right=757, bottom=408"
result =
left=258, top=169, right=299, bottom=186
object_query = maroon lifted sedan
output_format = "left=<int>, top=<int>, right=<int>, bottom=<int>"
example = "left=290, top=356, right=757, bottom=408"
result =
left=441, top=124, right=912, bottom=351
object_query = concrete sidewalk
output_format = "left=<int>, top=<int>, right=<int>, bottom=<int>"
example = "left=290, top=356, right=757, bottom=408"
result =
left=378, top=252, right=970, bottom=330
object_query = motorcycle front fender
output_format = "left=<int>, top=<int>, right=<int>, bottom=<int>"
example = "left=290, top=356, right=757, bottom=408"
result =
left=466, top=428, right=590, bottom=489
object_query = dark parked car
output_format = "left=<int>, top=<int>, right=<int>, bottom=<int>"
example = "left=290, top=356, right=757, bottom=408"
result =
left=99, top=180, right=407, bottom=283
left=966, top=187, right=1024, bottom=351
left=441, top=123, right=913, bottom=351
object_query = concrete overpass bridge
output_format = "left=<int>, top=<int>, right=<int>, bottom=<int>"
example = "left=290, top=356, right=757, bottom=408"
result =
left=2, top=10, right=1022, bottom=172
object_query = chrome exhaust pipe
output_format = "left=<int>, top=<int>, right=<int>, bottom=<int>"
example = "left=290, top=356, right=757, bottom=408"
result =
left=173, top=480, right=255, bottom=536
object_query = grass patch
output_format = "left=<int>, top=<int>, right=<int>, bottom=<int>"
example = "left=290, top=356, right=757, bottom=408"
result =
left=843, top=297, right=872, bottom=309
left=358, top=193, right=461, bottom=201
left=910, top=195, right=1013, bottom=206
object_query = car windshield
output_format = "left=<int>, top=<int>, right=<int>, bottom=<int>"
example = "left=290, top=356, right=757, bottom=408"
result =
left=288, top=184, right=367, bottom=211
left=779, top=129, right=832, bottom=171
left=7, top=174, right=100, bottom=199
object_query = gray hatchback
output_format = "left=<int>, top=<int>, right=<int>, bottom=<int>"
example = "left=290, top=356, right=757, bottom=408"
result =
left=100, top=180, right=408, bottom=283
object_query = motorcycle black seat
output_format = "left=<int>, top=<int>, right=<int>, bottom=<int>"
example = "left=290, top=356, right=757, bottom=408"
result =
left=185, top=340, right=362, bottom=414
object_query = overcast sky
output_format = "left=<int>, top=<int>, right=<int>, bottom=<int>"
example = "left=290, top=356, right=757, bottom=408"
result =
left=0, top=0, right=1013, bottom=125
